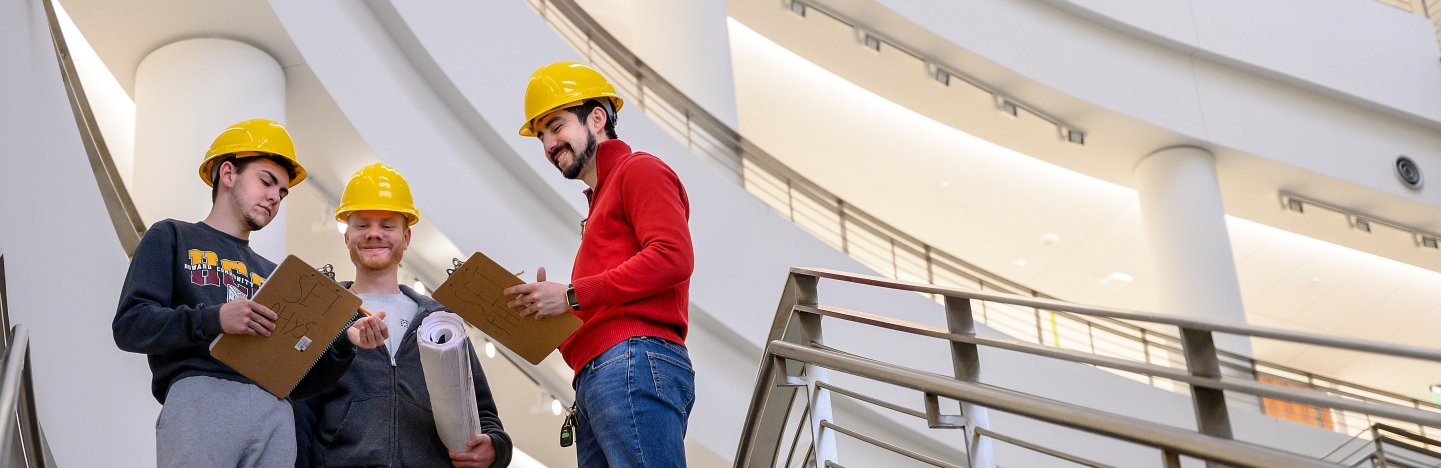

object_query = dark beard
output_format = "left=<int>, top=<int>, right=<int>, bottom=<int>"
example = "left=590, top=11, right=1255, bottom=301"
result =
left=552, top=131, right=597, bottom=180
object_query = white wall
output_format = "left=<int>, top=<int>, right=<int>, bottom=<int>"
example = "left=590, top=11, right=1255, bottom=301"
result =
left=0, top=0, right=159, bottom=466
left=268, top=0, right=1353, bottom=465
left=865, top=0, right=1441, bottom=216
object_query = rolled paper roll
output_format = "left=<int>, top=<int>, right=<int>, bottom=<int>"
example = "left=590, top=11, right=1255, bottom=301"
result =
left=417, top=312, right=482, bottom=452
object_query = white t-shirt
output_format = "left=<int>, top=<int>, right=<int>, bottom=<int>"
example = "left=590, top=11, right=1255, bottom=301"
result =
left=358, top=292, right=420, bottom=358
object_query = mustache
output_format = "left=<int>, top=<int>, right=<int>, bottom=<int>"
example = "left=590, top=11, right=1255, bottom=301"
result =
left=548, top=142, right=573, bottom=163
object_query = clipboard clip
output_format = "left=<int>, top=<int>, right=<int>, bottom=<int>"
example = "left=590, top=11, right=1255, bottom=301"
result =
left=317, top=264, right=335, bottom=281
left=447, top=258, right=465, bottom=277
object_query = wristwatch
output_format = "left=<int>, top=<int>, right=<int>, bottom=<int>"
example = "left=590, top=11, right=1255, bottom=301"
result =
left=566, top=284, right=580, bottom=311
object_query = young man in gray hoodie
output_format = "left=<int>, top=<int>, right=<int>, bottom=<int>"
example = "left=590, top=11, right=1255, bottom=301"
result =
left=297, top=163, right=511, bottom=468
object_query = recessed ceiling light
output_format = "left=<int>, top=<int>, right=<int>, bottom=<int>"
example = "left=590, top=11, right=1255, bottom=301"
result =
left=1014, top=258, right=1027, bottom=268
left=336, top=221, right=347, bottom=234
left=485, top=341, right=496, bottom=358
left=1430, top=384, right=1441, bottom=394
left=1039, top=234, right=1060, bottom=246
left=551, top=398, right=563, bottom=416
left=940, top=181, right=950, bottom=188
left=1103, top=271, right=1133, bottom=285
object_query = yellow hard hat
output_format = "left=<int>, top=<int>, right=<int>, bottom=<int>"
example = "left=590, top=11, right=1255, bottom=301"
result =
left=335, top=163, right=420, bottom=225
left=519, top=61, right=625, bottom=137
left=199, top=119, right=306, bottom=187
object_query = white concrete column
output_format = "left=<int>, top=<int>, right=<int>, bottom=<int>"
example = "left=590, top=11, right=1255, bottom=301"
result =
left=1134, top=147, right=1252, bottom=356
left=133, top=38, right=288, bottom=260
left=628, top=0, right=739, bottom=129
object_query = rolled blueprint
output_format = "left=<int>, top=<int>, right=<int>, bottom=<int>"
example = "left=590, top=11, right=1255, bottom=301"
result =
left=418, top=312, right=482, bottom=452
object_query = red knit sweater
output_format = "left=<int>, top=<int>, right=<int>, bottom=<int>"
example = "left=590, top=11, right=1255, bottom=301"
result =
left=563, top=139, right=693, bottom=372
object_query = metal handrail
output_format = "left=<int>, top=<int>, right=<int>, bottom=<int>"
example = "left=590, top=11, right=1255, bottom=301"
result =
left=40, top=0, right=146, bottom=256
left=525, top=0, right=1441, bottom=439
left=736, top=269, right=1441, bottom=467
left=793, top=268, right=1441, bottom=362
left=760, top=340, right=1337, bottom=468
left=0, top=326, right=45, bottom=468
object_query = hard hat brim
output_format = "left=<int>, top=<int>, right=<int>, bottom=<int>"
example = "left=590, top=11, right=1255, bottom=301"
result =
left=198, top=153, right=308, bottom=188
left=335, top=206, right=420, bottom=226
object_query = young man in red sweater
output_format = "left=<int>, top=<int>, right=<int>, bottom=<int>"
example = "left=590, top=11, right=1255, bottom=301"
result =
left=505, top=62, right=695, bottom=468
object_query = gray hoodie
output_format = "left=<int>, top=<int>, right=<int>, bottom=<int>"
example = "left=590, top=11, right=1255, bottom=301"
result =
left=296, top=284, right=512, bottom=468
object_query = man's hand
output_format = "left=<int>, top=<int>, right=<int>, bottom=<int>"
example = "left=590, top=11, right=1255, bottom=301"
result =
left=503, top=267, right=570, bottom=320
left=449, top=433, right=495, bottom=468
left=219, top=299, right=278, bottom=337
left=347, top=311, right=389, bottom=349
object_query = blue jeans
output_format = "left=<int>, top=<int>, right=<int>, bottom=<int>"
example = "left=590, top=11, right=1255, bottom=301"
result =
left=574, top=336, right=696, bottom=468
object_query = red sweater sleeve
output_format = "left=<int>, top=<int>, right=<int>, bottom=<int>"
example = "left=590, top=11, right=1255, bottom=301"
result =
left=572, top=157, right=693, bottom=308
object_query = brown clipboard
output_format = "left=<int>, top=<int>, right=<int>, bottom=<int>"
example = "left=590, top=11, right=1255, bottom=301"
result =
left=210, top=255, right=362, bottom=398
left=431, top=252, right=582, bottom=365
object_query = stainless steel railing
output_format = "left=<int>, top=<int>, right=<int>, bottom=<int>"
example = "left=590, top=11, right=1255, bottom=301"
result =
left=1321, top=424, right=1441, bottom=467
left=0, top=250, right=47, bottom=468
left=738, top=268, right=1441, bottom=467
left=40, top=0, right=146, bottom=257
left=524, top=0, right=1441, bottom=441
left=0, top=325, right=45, bottom=468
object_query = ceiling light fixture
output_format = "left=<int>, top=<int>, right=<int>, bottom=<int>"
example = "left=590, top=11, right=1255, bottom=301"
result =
left=336, top=221, right=347, bottom=234
left=413, top=281, right=427, bottom=295
left=1039, top=234, right=1060, bottom=246
left=485, top=341, right=496, bottom=358
left=1014, top=258, right=1027, bottom=268
left=1352, top=217, right=1371, bottom=233
left=1000, top=99, right=1018, bottom=118
left=863, top=34, right=881, bottom=52
left=551, top=398, right=564, bottom=416
left=1430, top=384, right=1441, bottom=394
left=1102, top=271, right=1134, bottom=285
left=1283, top=193, right=1441, bottom=252
left=788, top=1, right=807, bottom=17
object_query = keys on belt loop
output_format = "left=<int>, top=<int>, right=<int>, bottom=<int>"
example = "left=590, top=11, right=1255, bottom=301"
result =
left=559, top=402, right=578, bottom=447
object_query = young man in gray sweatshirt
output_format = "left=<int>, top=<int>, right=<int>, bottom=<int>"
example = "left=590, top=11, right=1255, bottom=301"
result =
left=113, top=119, right=388, bottom=468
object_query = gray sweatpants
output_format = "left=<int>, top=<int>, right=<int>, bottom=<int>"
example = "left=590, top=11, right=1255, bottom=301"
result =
left=157, top=376, right=295, bottom=468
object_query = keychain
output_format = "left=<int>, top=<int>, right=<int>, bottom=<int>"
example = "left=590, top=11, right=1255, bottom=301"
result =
left=559, top=402, right=578, bottom=447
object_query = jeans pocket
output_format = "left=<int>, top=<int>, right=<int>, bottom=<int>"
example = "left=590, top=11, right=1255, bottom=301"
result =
left=648, top=351, right=695, bottom=418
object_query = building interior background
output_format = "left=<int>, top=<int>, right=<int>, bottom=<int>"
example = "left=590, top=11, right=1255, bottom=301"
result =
left=3, top=0, right=1441, bottom=466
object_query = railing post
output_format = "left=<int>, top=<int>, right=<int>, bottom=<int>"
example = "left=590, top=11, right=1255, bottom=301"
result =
left=1180, top=328, right=1233, bottom=468
left=736, top=273, right=820, bottom=468
left=0, top=250, right=8, bottom=348
left=945, top=296, right=995, bottom=468
left=1161, top=450, right=1182, bottom=468
left=792, top=277, right=838, bottom=468
left=19, top=344, right=44, bottom=468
